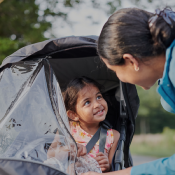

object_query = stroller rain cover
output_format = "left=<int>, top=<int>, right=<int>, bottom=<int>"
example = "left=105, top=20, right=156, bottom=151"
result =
left=0, top=36, right=139, bottom=175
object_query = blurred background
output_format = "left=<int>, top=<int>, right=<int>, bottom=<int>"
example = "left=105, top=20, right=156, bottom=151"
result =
left=0, top=0, right=175, bottom=163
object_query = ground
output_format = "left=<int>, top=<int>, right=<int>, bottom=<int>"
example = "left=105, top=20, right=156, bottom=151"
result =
left=132, top=155, right=157, bottom=166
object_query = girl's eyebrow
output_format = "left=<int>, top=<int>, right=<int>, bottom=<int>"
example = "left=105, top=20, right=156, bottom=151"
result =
left=82, top=97, right=90, bottom=103
left=81, top=91, right=101, bottom=103
left=96, top=92, right=101, bottom=95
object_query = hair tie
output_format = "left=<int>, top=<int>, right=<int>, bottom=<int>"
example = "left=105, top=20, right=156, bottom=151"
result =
left=149, top=8, right=175, bottom=28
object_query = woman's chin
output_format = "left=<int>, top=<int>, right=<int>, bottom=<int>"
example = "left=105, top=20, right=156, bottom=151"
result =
left=141, top=86, right=151, bottom=90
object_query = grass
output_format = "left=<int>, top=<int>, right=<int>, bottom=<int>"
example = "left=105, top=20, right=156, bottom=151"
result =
left=130, top=127, right=175, bottom=158
left=130, top=142, right=175, bottom=158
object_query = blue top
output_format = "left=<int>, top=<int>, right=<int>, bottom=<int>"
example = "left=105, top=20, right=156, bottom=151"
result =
left=131, top=39, right=175, bottom=175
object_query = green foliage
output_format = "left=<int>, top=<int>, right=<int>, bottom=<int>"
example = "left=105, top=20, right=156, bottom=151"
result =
left=0, top=37, right=25, bottom=63
left=0, top=0, right=81, bottom=64
left=137, top=84, right=162, bottom=117
left=0, top=0, right=49, bottom=42
left=106, top=0, right=121, bottom=14
left=136, top=84, right=175, bottom=133
left=163, top=127, right=175, bottom=149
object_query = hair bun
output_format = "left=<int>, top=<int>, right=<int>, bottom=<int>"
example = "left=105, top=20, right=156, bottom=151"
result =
left=149, top=8, right=175, bottom=49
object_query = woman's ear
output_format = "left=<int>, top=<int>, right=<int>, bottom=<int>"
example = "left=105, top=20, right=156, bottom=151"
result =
left=123, top=54, right=139, bottom=71
left=67, top=110, right=79, bottom=122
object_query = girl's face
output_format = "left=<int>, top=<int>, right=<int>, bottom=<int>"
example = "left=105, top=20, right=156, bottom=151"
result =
left=74, top=85, right=108, bottom=125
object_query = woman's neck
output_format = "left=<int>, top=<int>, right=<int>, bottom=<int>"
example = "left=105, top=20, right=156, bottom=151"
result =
left=153, top=53, right=166, bottom=79
left=79, top=122, right=100, bottom=135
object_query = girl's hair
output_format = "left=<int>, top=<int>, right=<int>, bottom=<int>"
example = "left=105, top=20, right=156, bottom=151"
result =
left=97, top=8, right=175, bottom=65
left=63, top=76, right=103, bottom=113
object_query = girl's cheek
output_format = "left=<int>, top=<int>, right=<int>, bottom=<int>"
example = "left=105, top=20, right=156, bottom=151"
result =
left=104, top=101, right=108, bottom=112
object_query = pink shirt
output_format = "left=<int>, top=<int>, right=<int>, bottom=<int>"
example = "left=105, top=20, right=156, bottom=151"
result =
left=70, top=121, right=114, bottom=158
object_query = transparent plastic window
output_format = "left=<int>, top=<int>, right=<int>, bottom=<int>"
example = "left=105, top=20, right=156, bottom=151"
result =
left=44, top=132, right=101, bottom=174
left=0, top=61, right=76, bottom=174
left=75, top=155, right=102, bottom=175
left=44, top=132, right=76, bottom=173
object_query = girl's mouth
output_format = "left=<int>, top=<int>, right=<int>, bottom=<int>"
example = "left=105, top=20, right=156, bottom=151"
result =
left=94, top=109, right=105, bottom=116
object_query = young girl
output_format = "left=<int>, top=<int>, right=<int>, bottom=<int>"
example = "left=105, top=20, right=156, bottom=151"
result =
left=63, top=76, right=120, bottom=172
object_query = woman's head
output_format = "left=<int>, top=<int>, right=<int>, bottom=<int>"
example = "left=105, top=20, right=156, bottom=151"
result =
left=98, top=8, right=175, bottom=89
left=63, top=77, right=108, bottom=125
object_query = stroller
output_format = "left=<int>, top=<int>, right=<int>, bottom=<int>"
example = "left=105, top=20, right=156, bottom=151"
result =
left=0, top=36, right=139, bottom=175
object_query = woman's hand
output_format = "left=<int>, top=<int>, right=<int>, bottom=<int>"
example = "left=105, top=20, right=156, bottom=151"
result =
left=77, top=143, right=87, bottom=157
left=94, top=152, right=110, bottom=172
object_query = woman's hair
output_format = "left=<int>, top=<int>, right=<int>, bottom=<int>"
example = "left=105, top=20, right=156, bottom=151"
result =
left=97, top=7, right=175, bottom=65
left=63, top=76, right=103, bottom=113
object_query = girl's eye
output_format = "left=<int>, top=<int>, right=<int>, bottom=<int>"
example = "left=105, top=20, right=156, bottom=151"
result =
left=97, top=95, right=102, bottom=100
left=85, top=101, right=90, bottom=106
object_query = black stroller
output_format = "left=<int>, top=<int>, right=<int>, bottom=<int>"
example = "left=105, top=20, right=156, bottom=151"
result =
left=0, top=36, right=139, bottom=175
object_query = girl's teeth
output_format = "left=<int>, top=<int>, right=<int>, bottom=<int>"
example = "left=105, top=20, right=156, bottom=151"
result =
left=97, top=110, right=102, bottom=114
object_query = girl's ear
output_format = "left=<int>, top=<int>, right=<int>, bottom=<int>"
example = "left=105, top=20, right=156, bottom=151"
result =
left=67, top=110, right=79, bottom=122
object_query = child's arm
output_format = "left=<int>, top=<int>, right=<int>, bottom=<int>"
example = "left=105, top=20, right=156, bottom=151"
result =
left=108, top=129, right=120, bottom=165
left=94, top=129, right=120, bottom=172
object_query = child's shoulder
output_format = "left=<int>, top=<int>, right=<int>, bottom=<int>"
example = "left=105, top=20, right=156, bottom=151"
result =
left=107, top=129, right=120, bottom=143
left=112, top=129, right=120, bottom=143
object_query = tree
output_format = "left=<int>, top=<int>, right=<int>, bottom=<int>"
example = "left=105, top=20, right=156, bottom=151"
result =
left=0, top=0, right=80, bottom=63
left=136, top=84, right=175, bottom=134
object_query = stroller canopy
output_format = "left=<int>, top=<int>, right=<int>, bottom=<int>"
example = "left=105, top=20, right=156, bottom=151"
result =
left=0, top=36, right=139, bottom=175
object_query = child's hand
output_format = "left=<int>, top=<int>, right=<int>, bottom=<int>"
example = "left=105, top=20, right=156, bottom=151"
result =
left=77, top=143, right=87, bottom=157
left=94, top=152, right=110, bottom=172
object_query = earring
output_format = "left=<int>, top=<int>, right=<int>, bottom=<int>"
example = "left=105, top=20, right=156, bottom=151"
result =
left=135, top=67, right=139, bottom=71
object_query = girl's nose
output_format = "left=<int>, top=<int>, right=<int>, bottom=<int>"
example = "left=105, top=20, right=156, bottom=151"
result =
left=94, top=100, right=101, bottom=108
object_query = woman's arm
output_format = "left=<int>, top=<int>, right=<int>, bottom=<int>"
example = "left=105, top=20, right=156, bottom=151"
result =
left=85, top=154, right=175, bottom=175
left=82, top=168, right=131, bottom=175
left=131, top=154, right=175, bottom=175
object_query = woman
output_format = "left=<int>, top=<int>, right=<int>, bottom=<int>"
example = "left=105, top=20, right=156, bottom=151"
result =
left=84, top=8, right=175, bottom=175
